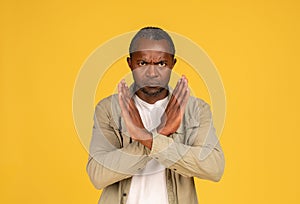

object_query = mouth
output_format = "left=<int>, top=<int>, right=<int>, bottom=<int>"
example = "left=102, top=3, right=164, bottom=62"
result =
left=143, top=82, right=161, bottom=87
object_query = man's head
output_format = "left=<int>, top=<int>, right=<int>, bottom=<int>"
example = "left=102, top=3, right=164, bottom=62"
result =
left=127, top=27, right=177, bottom=101
left=129, top=27, right=175, bottom=57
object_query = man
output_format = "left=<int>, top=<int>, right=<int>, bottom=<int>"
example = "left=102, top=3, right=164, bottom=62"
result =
left=87, top=27, right=225, bottom=204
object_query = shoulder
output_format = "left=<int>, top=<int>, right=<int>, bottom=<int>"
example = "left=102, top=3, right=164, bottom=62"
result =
left=94, top=94, right=120, bottom=115
left=185, top=96, right=212, bottom=122
left=186, top=96, right=211, bottom=111
left=95, top=94, right=119, bottom=108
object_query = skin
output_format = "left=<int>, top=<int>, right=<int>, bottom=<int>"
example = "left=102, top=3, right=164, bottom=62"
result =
left=118, top=38, right=190, bottom=149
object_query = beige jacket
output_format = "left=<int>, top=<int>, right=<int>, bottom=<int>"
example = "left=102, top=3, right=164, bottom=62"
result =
left=87, top=89, right=225, bottom=204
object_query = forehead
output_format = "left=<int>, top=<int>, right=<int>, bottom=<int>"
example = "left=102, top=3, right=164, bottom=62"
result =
left=132, top=38, right=172, bottom=54
left=132, top=50, right=173, bottom=60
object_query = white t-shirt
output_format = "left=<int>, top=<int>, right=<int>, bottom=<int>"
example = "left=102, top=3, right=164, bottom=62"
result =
left=126, top=95, right=169, bottom=204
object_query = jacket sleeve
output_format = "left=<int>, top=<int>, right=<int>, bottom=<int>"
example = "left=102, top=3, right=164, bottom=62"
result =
left=148, top=99, right=225, bottom=182
left=86, top=98, right=150, bottom=189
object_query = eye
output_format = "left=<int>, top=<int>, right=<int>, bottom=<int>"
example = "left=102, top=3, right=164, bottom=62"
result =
left=158, top=61, right=167, bottom=67
left=138, top=61, right=147, bottom=66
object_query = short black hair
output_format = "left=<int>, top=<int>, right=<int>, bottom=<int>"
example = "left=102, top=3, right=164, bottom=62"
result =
left=129, top=26, right=175, bottom=56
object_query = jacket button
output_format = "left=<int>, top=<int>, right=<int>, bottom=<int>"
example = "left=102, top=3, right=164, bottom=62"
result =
left=123, top=193, right=127, bottom=196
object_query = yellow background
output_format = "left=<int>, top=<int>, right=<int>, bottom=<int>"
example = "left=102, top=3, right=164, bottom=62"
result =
left=1, top=0, right=300, bottom=203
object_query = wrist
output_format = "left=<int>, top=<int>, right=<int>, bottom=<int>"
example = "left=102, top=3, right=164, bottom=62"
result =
left=134, top=130, right=153, bottom=150
left=157, top=127, right=171, bottom=136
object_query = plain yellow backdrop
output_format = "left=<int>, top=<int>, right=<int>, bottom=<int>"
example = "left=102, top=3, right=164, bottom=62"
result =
left=1, top=0, right=300, bottom=203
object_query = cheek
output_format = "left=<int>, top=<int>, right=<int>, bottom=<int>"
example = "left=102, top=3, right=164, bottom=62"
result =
left=132, top=70, right=144, bottom=81
left=161, top=70, right=172, bottom=80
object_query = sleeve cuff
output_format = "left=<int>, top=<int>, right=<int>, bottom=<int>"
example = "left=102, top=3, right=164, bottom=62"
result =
left=148, top=133, right=174, bottom=159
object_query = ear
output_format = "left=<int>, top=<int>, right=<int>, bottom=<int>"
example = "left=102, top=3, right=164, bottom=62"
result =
left=170, top=58, right=177, bottom=69
left=127, top=57, right=133, bottom=70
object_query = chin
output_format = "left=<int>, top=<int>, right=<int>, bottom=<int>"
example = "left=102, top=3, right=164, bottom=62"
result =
left=141, top=86, right=165, bottom=96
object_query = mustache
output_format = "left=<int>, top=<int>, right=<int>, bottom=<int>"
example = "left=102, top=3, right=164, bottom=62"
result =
left=141, top=80, right=162, bottom=86
left=133, top=82, right=167, bottom=92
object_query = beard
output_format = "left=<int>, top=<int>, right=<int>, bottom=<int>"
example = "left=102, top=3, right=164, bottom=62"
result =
left=140, top=86, right=166, bottom=96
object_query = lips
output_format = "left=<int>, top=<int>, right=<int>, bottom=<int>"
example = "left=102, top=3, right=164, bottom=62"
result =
left=143, top=82, right=161, bottom=87
left=146, top=85, right=160, bottom=87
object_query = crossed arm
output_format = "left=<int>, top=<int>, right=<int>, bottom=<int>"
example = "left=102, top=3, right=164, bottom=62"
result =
left=87, top=76, right=225, bottom=189
left=117, top=76, right=190, bottom=149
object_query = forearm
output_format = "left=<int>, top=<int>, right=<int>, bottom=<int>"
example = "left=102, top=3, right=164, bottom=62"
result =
left=88, top=99, right=151, bottom=189
left=87, top=156, right=131, bottom=190
left=87, top=140, right=150, bottom=189
left=148, top=134, right=225, bottom=181
left=156, top=98, right=225, bottom=181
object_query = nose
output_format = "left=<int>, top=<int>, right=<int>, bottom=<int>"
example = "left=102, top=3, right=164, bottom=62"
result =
left=146, top=65, right=158, bottom=78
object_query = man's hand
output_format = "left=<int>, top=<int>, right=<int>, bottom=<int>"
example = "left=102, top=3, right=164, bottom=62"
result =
left=118, top=80, right=153, bottom=149
left=157, top=76, right=190, bottom=136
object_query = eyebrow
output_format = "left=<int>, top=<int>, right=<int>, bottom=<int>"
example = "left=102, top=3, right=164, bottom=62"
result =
left=137, top=59, right=168, bottom=63
left=136, top=58, right=170, bottom=64
left=135, top=54, right=170, bottom=60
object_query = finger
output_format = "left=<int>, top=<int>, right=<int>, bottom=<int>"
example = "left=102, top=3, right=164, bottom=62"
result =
left=118, top=80, right=132, bottom=116
left=123, top=81, right=132, bottom=100
left=174, top=76, right=186, bottom=101
left=182, top=75, right=188, bottom=83
left=119, top=92, right=129, bottom=117
left=123, top=94, right=131, bottom=111
left=180, top=87, right=190, bottom=114
left=177, top=77, right=189, bottom=114
left=120, top=80, right=132, bottom=110
left=127, top=97, right=145, bottom=130
left=173, top=76, right=185, bottom=96
left=121, top=81, right=139, bottom=115
left=118, top=81, right=125, bottom=107
left=118, top=80, right=123, bottom=95
left=165, top=75, right=188, bottom=113
left=172, top=77, right=182, bottom=96
left=176, top=77, right=188, bottom=105
left=119, top=84, right=138, bottom=116
left=165, top=76, right=183, bottom=112
left=168, top=77, right=184, bottom=108
left=119, top=80, right=127, bottom=101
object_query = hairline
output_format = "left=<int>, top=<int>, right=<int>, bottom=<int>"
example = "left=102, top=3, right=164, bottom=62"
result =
left=129, top=38, right=175, bottom=58
left=129, top=27, right=176, bottom=58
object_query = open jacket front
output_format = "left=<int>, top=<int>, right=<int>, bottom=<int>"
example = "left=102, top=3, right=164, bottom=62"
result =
left=87, top=85, right=225, bottom=204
